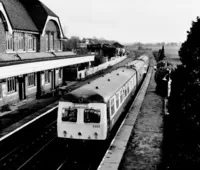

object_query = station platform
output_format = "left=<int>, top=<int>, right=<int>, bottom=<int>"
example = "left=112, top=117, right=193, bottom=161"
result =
left=98, top=56, right=164, bottom=170
left=0, top=81, right=76, bottom=139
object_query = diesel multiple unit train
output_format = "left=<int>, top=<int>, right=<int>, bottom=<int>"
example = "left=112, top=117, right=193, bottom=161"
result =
left=57, top=55, right=149, bottom=140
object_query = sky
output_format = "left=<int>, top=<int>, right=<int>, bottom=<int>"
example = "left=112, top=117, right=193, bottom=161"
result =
left=41, top=0, right=200, bottom=44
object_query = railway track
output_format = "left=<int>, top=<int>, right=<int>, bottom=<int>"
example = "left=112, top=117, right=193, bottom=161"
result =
left=0, top=119, right=57, bottom=170
left=0, top=55, right=138, bottom=170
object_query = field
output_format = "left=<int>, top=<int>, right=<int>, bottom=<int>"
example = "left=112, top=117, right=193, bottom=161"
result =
left=125, top=44, right=182, bottom=66
left=145, top=44, right=182, bottom=66
left=164, top=46, right=182, bottom=65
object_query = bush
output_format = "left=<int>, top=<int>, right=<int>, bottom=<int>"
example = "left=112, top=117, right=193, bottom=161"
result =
left=154, top=59, right=170, bottom=97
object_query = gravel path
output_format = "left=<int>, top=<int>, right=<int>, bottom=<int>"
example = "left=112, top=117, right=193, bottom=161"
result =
left=119, top=69, right=164, bottom=170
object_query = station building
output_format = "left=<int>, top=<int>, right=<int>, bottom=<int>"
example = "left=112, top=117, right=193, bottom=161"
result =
left=0, top=0, right=94, bottom=108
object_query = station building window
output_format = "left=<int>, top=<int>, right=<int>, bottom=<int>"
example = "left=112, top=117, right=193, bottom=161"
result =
left=50, top=33, right=54, bottom=50
left=45, top=71, right=51, bottom=83
left=46, top=32, right=54, bottom=51
left=6, top=32, right=13, bottom=51
left=28, top=34, right=36, bottom=51
left=58, top=40, right=62, bottom=51
left=14, top=32, right=25, bottom=51
left=27, top=73, right=36, bottom=87
left=7, top=77, right=17, bottom=93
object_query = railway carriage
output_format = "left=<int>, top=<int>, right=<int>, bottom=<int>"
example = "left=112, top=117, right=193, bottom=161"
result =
left=138, top=55, right=149, bottom=74
left=57, top=56, right=149, bottom=140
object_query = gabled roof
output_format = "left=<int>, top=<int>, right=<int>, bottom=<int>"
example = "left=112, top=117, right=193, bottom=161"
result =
left=20, top=0, right=58, bottom=32
left=113, top=42, right=124, bottom=48
left=0, top=0, right=38, bottom=32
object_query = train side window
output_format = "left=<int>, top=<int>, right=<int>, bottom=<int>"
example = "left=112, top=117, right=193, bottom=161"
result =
left=111, top=98, right=115, bottom=116
left=133, top=76, right=136, bottom=87
left=123, top=87, right=126, bottom=98
left=124, top=86, right=127, bottom=97
left=129, top=80, right=132, bottom=90
left=120, top=89, right=123, bottom=103
left=127, top=83, right=130, bottom=94
left=130, top=80, right=133, bottom=90
left=62, top=107, right=77, bottom=122
left=132, top=77, right=134, bottom=87
left=116, top=93, right=120, bottom=109
left=84, top=109, right=101, bottom=123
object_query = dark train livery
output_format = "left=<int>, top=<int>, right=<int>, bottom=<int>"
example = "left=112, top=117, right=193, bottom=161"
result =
left=57, top=55, right=149, bottom=140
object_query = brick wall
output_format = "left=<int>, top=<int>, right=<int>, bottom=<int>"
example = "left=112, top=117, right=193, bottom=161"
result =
left=40, top=20, right=62, bottom=52
left=0, top=80, right=19, bottom=107
left=0, top=16, right=6, bottom=53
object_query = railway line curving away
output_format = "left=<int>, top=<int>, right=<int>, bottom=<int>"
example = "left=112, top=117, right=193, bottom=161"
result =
left=0, top=53, right=153, bottom=170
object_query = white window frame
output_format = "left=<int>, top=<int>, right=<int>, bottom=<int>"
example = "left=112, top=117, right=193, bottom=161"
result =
left=58, top=39, right=62, bottom=51
left=7, top=77, right=17, bottom=94
left=50, top=32, right=54, bottom=51
left=27, top=34, right=36, bottom=51
left=14, top=32, right=25, bottom=52
left=46, top=32, right=55, bottom=52
left=6, top=31, right=13, bottom=52
left=46, top=33, right=49, bottom=51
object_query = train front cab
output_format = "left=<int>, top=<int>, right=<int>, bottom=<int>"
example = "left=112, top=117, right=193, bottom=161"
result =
left=57, top=101, right=108, bottom=140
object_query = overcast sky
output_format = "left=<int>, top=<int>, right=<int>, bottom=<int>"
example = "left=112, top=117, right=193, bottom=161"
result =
left=41, top=0, right=200, bottom=44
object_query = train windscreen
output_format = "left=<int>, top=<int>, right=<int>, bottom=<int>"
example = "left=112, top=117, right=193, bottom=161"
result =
left=84, top=109, right=101, bottom=123
left=62, top=107, right=77, bottom=122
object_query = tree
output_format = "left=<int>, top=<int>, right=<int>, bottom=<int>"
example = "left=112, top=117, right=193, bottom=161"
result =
left=179, top=17, right=200, bottom=70
left=63, top=36, right=80, bottom=51
left=166, top=16, right=200, bottom=168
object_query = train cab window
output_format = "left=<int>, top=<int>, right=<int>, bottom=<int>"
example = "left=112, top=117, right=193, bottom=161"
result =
left=62, top=107, right=77, bottom=122
left=84, top=109, right=101, bottom=123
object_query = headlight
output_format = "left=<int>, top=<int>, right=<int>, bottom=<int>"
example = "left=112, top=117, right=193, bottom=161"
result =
left=63, top=131, right=67, bottom=137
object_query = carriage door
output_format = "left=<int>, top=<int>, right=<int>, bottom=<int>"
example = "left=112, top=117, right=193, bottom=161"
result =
left=18, top=75, right=26, bottom=100
left=51, top=69, right=56, bottom=91
left=36, top=72, right=41, bottom=98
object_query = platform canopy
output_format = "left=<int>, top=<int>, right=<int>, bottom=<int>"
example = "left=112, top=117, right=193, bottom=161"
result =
left=0, top=55, right=94, bottom=79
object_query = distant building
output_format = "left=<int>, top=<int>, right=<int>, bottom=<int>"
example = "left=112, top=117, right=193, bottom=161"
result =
left=112, top=42, right=125, bottom=56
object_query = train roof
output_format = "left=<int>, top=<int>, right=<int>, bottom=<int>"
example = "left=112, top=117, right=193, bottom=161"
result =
left=126, top=59, right=145, bottom=70
left=138, top=55, right=149, bottom=62
left=61, top=67, right=136, bottom=103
